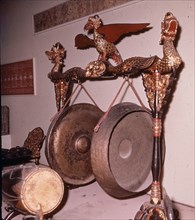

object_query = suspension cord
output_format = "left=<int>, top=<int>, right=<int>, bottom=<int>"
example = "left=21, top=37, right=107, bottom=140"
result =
left=94, top=77, right=149, bottom=132
left=50, top=83, right=80, bottom=121
left=94, top=79, right=127, bottom=132
left=51, top=78, right=148, bottom=128
left=79, top=83, right=99, bottom=108
left=125, top=77, right=150, bottom=111
left=50, top=82, right=100, bottom=121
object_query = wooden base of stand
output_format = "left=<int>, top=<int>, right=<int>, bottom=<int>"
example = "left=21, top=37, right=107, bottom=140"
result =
left=134, top=188, right=179, bottom=220
left=135, top=202, right=166, bottom=220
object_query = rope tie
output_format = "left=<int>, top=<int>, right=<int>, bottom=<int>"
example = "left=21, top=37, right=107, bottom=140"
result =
left=79, top=83, right=99, bottom=108
left=50, top=83, right=80, bottom=121
left=94, top=77, right=149, bottom=132
left=94, top=79, right=127, bottom=132
left=50, top=78, right=148, bottom=130
left=125, top=77, right=150, bottom=111
left=50, top=81, right=99, bottom=121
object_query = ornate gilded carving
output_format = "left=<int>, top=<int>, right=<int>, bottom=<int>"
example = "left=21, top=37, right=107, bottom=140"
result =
left=141, top=12, right=182, bottom=114
left=85, top=60, right=106, bottom=78
left=134, top=12, right=182, bottom=220
left=47, top=13, right=181, bottom=84
left=135, top=204, right=167, bottom=220
left=23, top=127, right=45, bottom=165
left=152, top=118, right=162, bottom=137
left=150, top=181, right=162, bottom=205
left=142, top=72, right=171, bottom=113
left=75, top=14, right=151, bottom=64
left=45, top=42, right=72, bottom=112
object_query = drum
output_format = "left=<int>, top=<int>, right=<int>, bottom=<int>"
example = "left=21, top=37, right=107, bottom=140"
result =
left=2, top=163, right=65, bottom=216
left=91, top=102, right=153, bottom=198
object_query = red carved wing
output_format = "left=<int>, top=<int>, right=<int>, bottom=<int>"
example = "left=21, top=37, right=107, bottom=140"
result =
left=97, top=23, right=151, bottom=43
left=75, top=34, right=95, bottom=49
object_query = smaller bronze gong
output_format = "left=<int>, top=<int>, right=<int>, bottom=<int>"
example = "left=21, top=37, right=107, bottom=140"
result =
left=91, top=102, right=153, bottom=198
left=45, top=103, right=104, bottom=186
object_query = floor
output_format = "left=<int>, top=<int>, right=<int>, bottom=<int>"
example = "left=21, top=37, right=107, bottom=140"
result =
left=2, top=181, right=195, bottom=220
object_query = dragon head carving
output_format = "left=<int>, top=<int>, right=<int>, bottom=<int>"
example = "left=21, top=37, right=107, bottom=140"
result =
left=160, top=12, right=179, bottom=44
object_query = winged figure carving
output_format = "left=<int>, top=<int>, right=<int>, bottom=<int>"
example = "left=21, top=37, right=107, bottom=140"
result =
left=75, top=15, right=151, bottom=64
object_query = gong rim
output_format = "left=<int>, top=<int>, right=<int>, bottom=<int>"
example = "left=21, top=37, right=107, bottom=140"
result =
left=91, top=102, right=153, bottom=198
left=45, top=103, right=104, bottom=186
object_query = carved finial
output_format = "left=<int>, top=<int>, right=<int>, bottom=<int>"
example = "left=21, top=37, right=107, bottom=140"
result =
left=45, top=42, right=66, bottom=73
left=45, top=43, right=70, bottom=112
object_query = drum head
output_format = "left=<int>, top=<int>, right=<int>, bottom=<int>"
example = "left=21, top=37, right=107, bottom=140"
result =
left=21, top=167, right=64, bottom=215
left=45, top=103, right=104, bottom=186
left=91, top=102, right=153, bottom=198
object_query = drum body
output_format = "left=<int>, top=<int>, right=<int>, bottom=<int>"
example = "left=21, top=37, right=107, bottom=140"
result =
left=91, top=102, right=153, bottom=198
left=2, top=163, right=65, bottom=215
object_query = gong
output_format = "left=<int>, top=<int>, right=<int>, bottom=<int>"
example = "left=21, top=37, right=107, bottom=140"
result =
left=91, top=102, right=153, bottom=198
left=45, top=103, right=104, bottom=186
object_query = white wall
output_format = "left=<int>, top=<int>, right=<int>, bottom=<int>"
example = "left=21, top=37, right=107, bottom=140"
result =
left=1, top=0, right=194, bottom=206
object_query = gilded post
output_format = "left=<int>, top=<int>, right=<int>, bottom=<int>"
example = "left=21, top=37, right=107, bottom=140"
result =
left=135, top=12, right=182, bottom=220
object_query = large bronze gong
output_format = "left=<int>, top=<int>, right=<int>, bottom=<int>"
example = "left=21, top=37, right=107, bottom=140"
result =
left=91, top=102, right=153, bottom=198
left=45, top=103, right=104, bottom=186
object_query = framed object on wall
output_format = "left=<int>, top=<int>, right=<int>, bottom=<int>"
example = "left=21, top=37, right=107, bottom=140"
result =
left=1, top=106, right=9, bottom=135
left=0, top=59, right=35, bottom=95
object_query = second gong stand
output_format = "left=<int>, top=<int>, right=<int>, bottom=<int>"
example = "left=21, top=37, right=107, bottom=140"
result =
left=45, top=12, right=182, bottom=220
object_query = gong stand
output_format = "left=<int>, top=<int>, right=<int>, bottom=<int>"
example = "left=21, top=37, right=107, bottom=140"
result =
left=44, top=11, right=182, bottom=220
